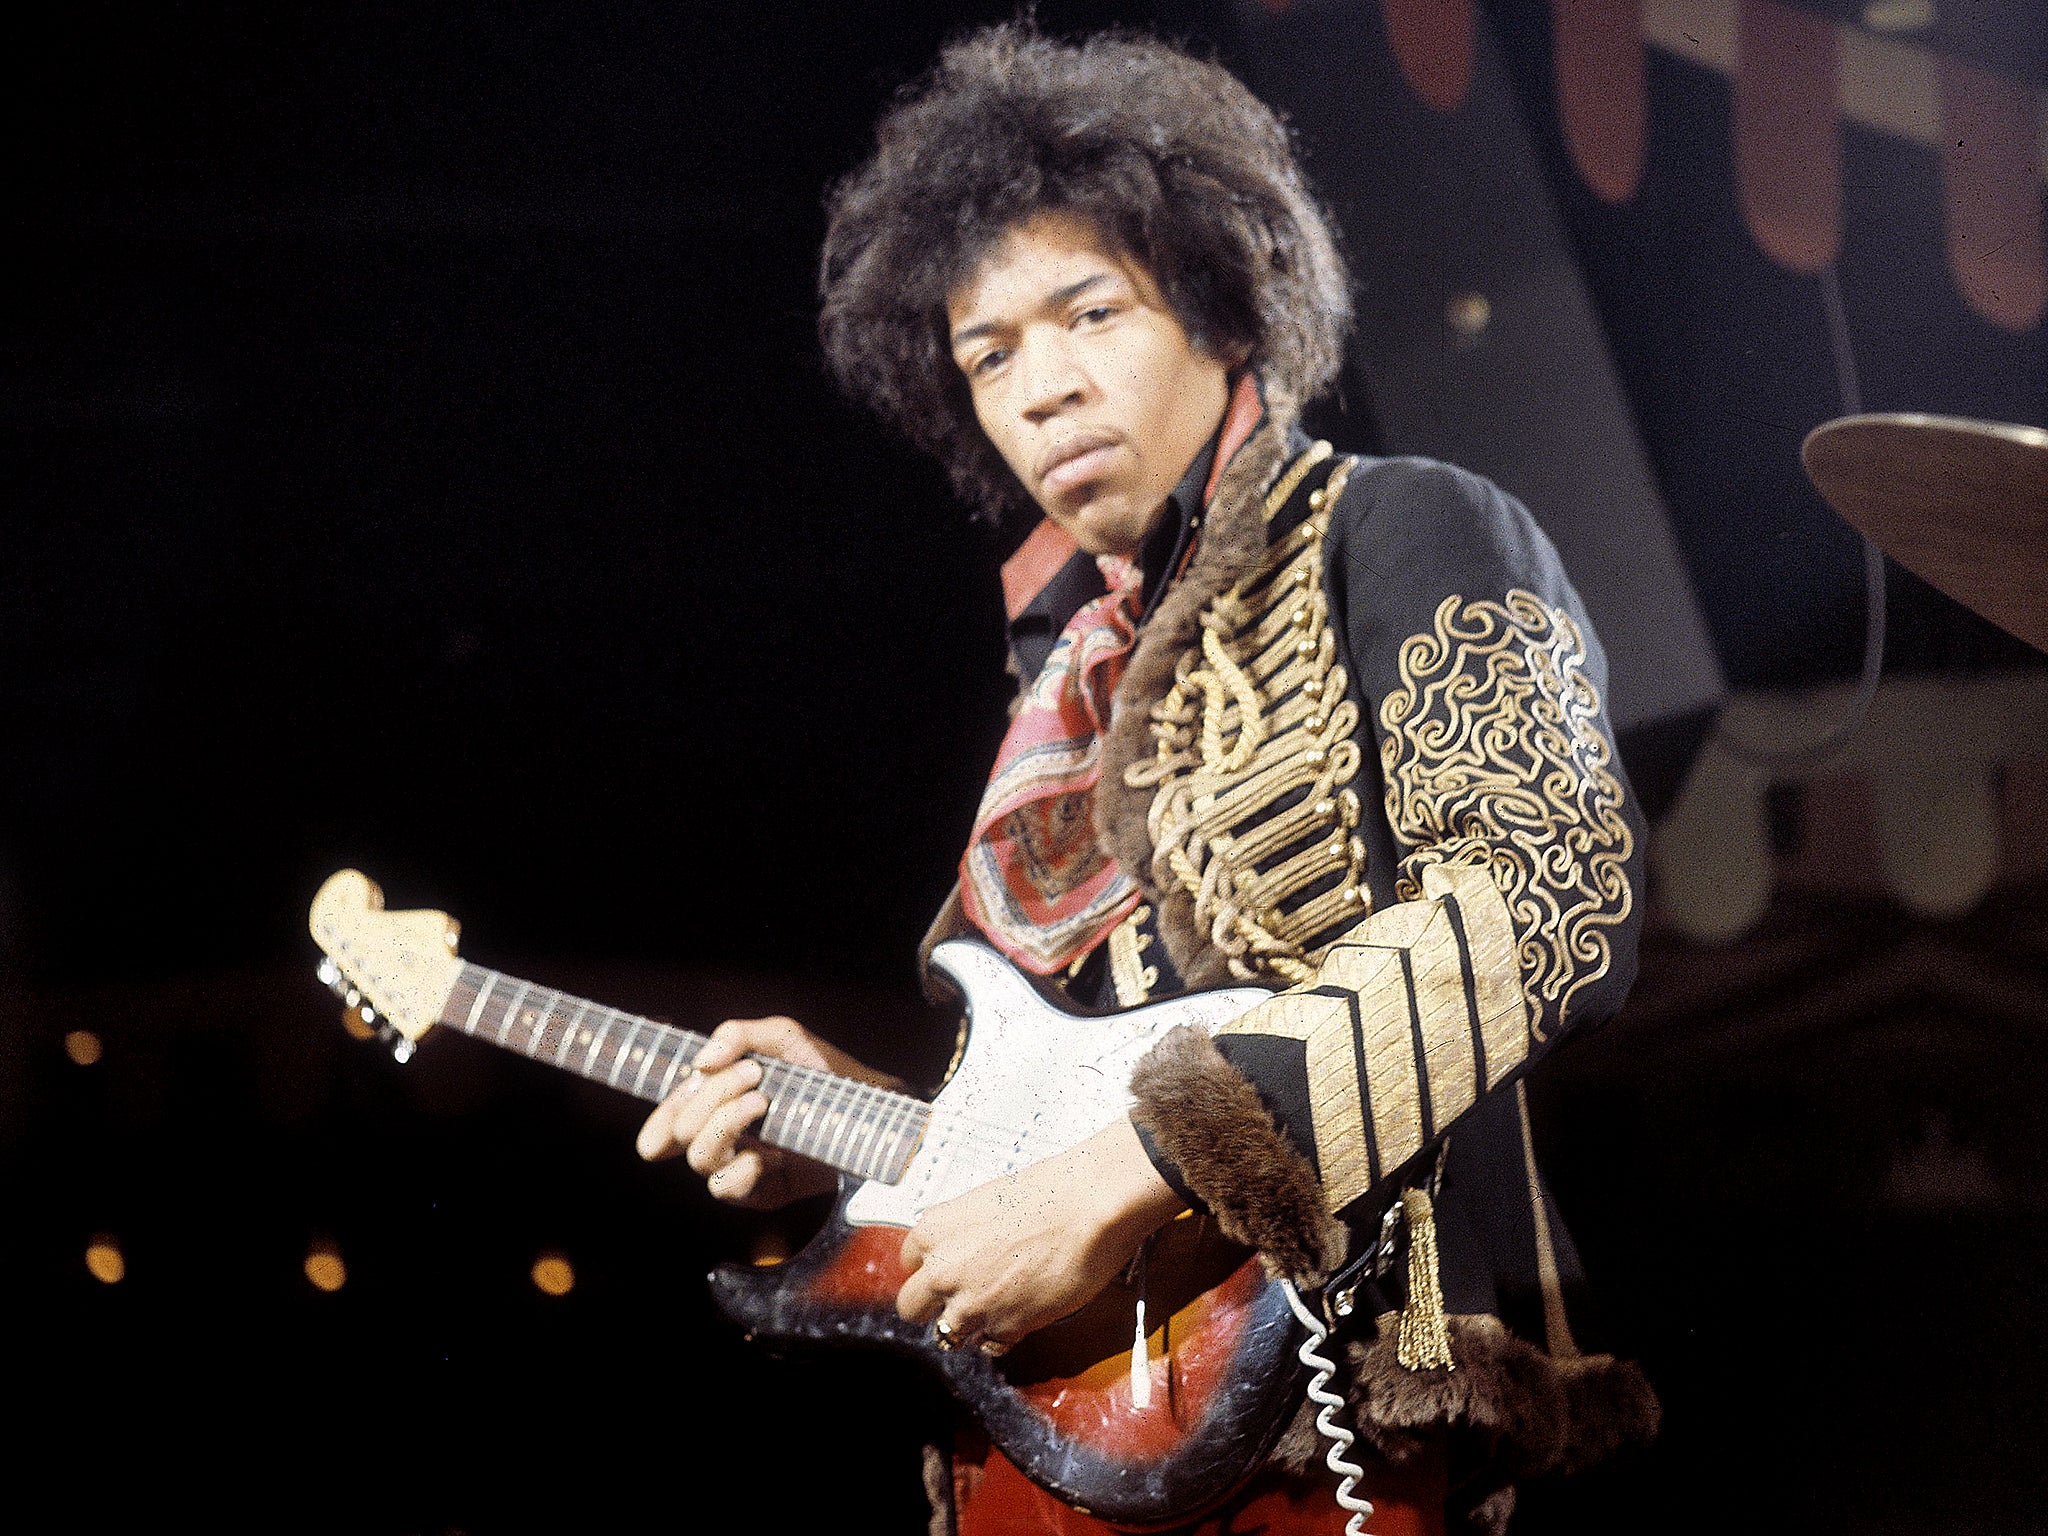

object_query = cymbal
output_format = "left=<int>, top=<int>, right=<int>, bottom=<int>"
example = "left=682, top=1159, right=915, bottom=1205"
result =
left=1802, top=412, right=2048, bottom=654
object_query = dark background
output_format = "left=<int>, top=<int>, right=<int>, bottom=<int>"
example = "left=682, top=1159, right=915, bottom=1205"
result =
left=6, top=1, right=2046, bottom=1530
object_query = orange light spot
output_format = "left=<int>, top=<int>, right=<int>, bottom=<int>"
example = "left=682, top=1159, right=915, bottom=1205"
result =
left=304, top=1241, right=347, bottom=1292
left=85, top=1235, right=125, bottom=1284
left=530, top=1251, right=575, bottom=1296
left=64, top=1031, right=103, bottom=1066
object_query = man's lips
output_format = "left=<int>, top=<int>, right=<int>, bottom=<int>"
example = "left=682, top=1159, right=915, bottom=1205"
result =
left=1036, top=434, right=1122, bottom=498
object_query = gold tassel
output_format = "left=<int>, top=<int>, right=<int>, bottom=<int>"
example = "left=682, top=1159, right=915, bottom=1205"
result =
left=1396, top=1188, right=1455, bottom=1372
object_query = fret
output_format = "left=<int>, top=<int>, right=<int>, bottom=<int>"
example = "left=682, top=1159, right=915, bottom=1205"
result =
left=653, top=1037, right=689, bottom=1100
left=523, top=988, right=557, bottom=1056
left=789, top=1072, right=833, bottom=1163
left=493, top=981, right=533, bottom=1046
left=885, top=1102, right=929, bottom=1183
left=461, top=969, right=498, bottom=1034
left=881, top=1095, right=921, bottom=1181
left=838, top=1078, right=874, bottom=1175
left=855, top=1091, right=892, bottom=1181
left=845, top=1079, right=888, bottom=1178
left=609, top=1019, right=643, bottom=1088
left=545, top=990, right=574, bottom=1054
left=580, top=1008, right=613, bottom=1076
left=530, top=988, right=564, bottom=1054
left=769, top=1062, right=818, bottom=1154
left=757, top=1062, right=795, bottom=1146
left=849, top=1082, right=888, bottom=1173
left=629, top=1027, right=664, bottom=1096
left=873, top=1093, right=914, bottom=1182
left=822, top=1079, right=861, bottom=1170
left=782, top=1073, right=823, bottom=1162
left=790, top=1090, right=822, bottom=1159
left=553, top=998, right=594, bottom=1068
left=794, top=1076, right=828, bottom=1164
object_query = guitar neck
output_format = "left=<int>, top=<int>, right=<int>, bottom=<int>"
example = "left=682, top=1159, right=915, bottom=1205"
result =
left=439, top=964, right=928, bottom=1185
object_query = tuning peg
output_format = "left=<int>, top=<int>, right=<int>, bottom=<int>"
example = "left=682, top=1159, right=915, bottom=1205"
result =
left=340, top=1001, right=378, bottom=1042
left=378, top=1025, right=417, bottom=1065
left=316, top=957, right=341, bottom=989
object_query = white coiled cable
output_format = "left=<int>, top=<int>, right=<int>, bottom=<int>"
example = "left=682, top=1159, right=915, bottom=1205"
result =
left=1281, top=1279, right=1374, bottom=1535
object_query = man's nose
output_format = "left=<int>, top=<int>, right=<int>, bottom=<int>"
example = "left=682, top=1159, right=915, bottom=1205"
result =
left=1017, top=329, right=1091, bottom=422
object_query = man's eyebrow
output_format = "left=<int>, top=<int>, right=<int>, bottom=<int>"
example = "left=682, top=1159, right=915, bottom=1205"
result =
left=950, top=272, right=1116, bottom=349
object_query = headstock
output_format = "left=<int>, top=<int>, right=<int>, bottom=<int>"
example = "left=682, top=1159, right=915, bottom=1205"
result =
left=308, top=870, right=464, bottom=1059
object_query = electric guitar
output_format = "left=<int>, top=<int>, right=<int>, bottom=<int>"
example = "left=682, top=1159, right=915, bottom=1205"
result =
left=308, top=869, right=1305, bottom=1528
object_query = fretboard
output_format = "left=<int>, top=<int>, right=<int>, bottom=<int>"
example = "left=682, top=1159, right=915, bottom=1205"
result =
left=438, top=964, right=927, bottom=1185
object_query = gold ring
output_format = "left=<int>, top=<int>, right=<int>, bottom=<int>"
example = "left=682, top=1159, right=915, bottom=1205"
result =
left=977, top=1338, right=1009, bottom=1358
left=932, top=1319, right=960, bottom=1353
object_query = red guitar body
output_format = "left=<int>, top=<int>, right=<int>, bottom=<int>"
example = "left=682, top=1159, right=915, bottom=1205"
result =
left=709, top=1188, right=1305, bottom=1530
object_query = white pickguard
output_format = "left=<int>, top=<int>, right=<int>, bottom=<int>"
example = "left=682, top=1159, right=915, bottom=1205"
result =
left=842, top=939, right=1270, bottom=1228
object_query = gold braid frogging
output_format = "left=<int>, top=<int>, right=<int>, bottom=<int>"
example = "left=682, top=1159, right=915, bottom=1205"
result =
left=1127, top=452, right=1368, bottom=984
left=1378, top=591, right=1634, bottom=1037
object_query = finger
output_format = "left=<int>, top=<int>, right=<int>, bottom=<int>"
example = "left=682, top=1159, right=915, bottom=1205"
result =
left=695, top=1016, right=810, bottom=1074
left=660, top=1057, right=759, bottom=1146
left=895, top=1263, right=945, bottom=1327
left=638, top=1056, right=752, bottom=1159
left=685, top=1088, right=770, bottom=1177
left=635, top=1093, right=685, bottom=1161
left=705, top=1146, right=766, bottom=1202
left=898, top=1225, right=928, bottom=1272
left=692, top=1021, right=750, bottom=1075
left=930, top=1303, right=987, bottom=1352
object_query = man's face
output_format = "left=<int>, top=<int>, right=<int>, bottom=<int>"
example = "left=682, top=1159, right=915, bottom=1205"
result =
left=947, top=213, right=1232, bottom=557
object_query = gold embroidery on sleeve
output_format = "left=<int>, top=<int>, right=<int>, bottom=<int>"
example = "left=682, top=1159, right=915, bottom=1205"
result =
left=1378, top=591, right=1635, bottom=1037
left=1216, top=862, right=1522, bottom=1213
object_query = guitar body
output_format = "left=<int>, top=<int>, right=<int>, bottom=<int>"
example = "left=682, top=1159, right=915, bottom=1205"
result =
left=708, top=941, right=1303, bottom=1529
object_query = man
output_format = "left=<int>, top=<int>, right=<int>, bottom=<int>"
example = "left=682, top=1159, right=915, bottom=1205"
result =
left=636, top=24, right=1656, bottom=1534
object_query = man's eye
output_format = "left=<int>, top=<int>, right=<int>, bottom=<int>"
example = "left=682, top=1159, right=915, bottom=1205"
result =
left=1076, top=306, right=1115, bottom=325
left=971, top=349, right=1008, bottom=377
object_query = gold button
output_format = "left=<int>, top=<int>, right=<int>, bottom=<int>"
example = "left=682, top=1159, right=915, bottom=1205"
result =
left=1314, top=798, right=1335, bottom=819
left=1305, top=747, right=1327, bottom=768
left=1305, top=714, right=1326, bottom=732
left=1308, top=488, right=1326, bottom=511
left=1342, top=887, right=1362, bottom=905
left=1295, top=638, right=1316, bottom=658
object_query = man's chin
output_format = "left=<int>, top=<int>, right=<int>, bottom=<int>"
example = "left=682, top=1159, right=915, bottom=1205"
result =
left=1050, top=498, right=1154, bottom=559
